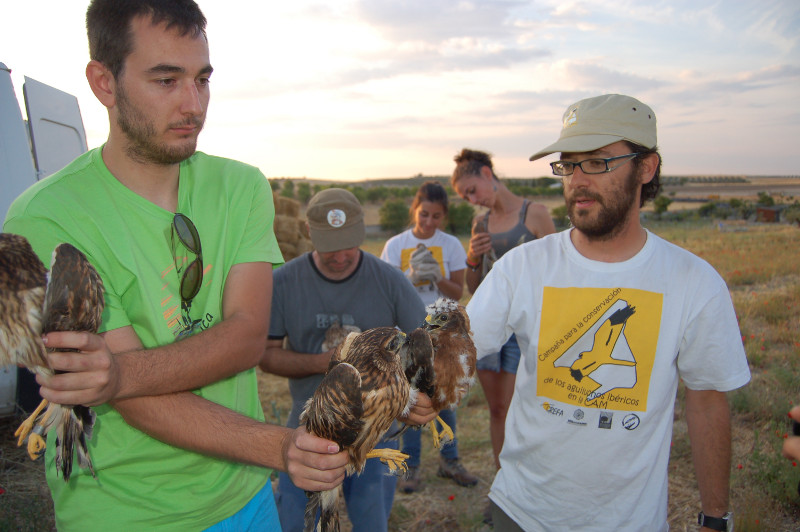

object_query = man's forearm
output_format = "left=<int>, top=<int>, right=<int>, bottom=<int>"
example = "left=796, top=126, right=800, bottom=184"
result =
left=685, top=388, right=731, bottom=517
left=114, top=314, right=267, bottom=400
left=260, top=345, right=331, bottom=378
left=112, top=392, right=291, bottom=469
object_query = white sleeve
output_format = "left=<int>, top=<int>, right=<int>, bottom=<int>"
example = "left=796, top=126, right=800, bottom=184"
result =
left=677, top=282, right=751, bottom=391
left=466, top=264, right=515, bottom=359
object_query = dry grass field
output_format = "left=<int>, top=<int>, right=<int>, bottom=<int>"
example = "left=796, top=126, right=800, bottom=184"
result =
left=2, top=209, right=799, bottom=530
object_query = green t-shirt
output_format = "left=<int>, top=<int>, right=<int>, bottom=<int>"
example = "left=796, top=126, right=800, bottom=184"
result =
left=3, top=147, right=284, bottom=530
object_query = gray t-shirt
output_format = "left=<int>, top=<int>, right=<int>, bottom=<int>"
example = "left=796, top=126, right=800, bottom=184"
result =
left=269, top=250, right=427, bottom=428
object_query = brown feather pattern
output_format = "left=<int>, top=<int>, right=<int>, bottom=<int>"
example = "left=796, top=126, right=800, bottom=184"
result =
left=301, top=327, right=421, bottom=532
left=0, top=234, right=105, bottom=481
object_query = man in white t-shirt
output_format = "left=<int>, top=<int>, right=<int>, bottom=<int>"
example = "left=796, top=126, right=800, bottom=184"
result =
left=467, top=94, right=750, bottom=532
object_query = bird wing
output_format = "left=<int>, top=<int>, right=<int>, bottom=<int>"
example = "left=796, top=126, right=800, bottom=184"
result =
left=42, top=243, right=104, bottom=335
left=302, top=361, right=365, bottom=449
left=40, top=243, right=104, bottom=482
left=0, top=233, right=49, bottom=373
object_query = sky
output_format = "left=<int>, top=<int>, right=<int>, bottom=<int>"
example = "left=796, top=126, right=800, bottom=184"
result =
left=2, top=0, right=799, bottom=181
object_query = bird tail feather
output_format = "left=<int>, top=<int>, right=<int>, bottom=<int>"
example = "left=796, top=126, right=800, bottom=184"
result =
left=55, top=405, right=96, bottom=481
left=318, top=488, right=340, bottom=532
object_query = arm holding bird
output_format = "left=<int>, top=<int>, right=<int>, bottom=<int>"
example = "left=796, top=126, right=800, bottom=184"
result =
left=37, top=261, right=273, bottom=406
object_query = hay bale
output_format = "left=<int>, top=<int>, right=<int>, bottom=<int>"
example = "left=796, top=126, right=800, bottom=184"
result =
left=274, top=214, right=300, bottom=244
left=272, top=196, right=313, bottom=261
left=274, top=196, right=300, bottom=218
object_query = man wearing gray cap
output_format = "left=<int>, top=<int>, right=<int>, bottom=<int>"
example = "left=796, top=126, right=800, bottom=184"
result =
left=466, top=94, right=750, bottom=531
left=260, top=188, right=429, bottom=532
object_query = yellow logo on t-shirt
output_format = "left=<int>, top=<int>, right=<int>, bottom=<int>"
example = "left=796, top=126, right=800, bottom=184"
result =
left=536, top=287, right=662, bottom=412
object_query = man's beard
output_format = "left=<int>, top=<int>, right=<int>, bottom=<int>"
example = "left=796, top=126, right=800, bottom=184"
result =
left=566, top=167, right=640, bottom=240
left=116, top=86, right=203, bottom=165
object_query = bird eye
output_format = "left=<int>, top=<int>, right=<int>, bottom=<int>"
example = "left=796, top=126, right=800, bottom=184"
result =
left=440, top=314, right=448, bottom=322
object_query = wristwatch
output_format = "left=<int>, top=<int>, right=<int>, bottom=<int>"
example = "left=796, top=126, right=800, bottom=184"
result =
left=697, top=511, right=733, bottom=531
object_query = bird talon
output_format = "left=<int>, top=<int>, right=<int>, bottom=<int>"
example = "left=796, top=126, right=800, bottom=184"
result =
left=14, top=399, right=49, bottom=446
left=366, top=448, right=409, bottom=474
left=26, top=427, right=47, bottom=460
left=430, top=416, right=454, bottom=449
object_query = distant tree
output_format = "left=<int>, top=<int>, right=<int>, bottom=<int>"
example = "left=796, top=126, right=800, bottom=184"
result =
left=653, top=195, right=672, bottom=217
left=366, top=187, right=389, bottom=203
left=551, top=205, right=568, bottom=228
left=698, top=202, right=716, bottom=218
left=348, top=186, right=366, bottom=204
left=447, top=202, right=475, bottom=235
left=757, top=191, right=775, bottom=206
left=379, top=199, right=409, bottom=234
left=268, top=179, right=280, bottom=191
left=280, top=179, right=295, bottom=199
left=296, top=182, right=312, bottom=204
left=784, top=203, right=800, bottom=227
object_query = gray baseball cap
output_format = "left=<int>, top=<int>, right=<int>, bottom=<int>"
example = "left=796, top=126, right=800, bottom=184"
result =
left=529, top=94, right=657, bottom=161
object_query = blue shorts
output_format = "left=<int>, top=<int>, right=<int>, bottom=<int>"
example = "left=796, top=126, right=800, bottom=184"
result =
left=204, top=480, right=279, bottom=531
left=476, top=334, right=521, bottom=374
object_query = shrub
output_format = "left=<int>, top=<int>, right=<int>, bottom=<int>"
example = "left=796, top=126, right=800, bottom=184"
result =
left=379, top=199, right=409, bottom=234
left=447, top=202, right=475, bottom=235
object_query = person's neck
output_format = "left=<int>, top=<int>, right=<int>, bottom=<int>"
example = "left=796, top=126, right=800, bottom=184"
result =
left=569, top=217, right=648, bottom=263
left=491, top=185, right=523, bottom=215
left=101, top=138, right=181, bottom=212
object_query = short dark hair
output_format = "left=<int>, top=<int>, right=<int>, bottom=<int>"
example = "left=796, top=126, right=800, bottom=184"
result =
left=86, top=0, right=207, bottom=80
left=451, top=148, right=498, bottom=186
left=624, top=141, right=662, bottom=206
left=409, top=181, right=449, bottom=221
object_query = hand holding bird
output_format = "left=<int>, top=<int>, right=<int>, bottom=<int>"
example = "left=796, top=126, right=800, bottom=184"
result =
left=300, top=326, right=433, bottom=532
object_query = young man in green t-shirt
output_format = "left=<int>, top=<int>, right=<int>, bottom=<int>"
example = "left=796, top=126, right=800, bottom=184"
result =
left=2, top=1, right=381, bottom=529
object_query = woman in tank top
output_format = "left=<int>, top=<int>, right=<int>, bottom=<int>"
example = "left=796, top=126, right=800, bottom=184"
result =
left=450, top=148, right=556, bottom=482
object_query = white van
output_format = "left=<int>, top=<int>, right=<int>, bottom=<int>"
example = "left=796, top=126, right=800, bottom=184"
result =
left=0, top=62, right=88, bottom=416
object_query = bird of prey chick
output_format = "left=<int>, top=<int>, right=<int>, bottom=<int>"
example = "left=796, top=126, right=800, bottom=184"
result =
left=301, top=326, right=432, bottom=532
left=0, top=233, right=104, bottom=481
left=420, top=297, right=477, bottom=448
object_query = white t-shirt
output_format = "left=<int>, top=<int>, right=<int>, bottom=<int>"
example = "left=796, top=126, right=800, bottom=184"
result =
left=380, top=228, right=467, bottom=307
left=467, top=229, right=750, bottom=531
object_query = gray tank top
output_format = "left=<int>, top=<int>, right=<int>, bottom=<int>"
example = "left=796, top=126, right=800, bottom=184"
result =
left=482, top=199, right=537, bottom=258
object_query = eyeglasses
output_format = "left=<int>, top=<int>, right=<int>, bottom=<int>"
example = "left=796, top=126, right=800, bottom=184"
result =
left=170, top=213, right=203, bottom=334
left=550, top=153, right=639, bottom=177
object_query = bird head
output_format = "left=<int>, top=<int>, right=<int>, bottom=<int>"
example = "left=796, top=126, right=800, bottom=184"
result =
left=423, top=297, right=467, bottom=335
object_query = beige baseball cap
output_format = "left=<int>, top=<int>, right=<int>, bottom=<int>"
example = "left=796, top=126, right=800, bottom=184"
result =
left=306, top=188, right=365, bottom=253
left=529, top=94, right=657, bottom=161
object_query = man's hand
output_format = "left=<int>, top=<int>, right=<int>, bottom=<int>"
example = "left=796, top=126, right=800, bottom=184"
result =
left=399, top=392, right=438, bottom=426
left=37, top=331, right=120, bottom=406
left=282, top=426, right=349, bottom=491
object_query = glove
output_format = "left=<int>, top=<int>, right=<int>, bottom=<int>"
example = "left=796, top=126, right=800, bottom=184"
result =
left=414, top=262, right=443, bottom=284
left=408, top=244, right=442, bottom=284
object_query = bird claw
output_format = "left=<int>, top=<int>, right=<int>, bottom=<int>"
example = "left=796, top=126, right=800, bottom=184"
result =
left=14, top=418, right=35, bottom=447
left=365, top=448, right=410, bottom=474
left=430, top=416, right=454, bottom=449
left=14, top=398, right=49, bottom=447
left=26, top=425, right=47, bottom=460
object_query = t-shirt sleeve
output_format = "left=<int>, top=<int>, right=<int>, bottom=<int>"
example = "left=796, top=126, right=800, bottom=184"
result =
left=380, top=237, right=400, bottom=268
left=445, top=235, right=467, bottom=272
left=233, top=170, right=284, bottom=267
left=677, top=282, right=751, bottom=391
left=466, top=262, right=515, bottom=359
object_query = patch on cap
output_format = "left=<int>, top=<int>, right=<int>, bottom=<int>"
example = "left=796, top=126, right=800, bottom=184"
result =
left=564, top=107, right=578, bottom=128
left=327, top=209, right=347, bottom=228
